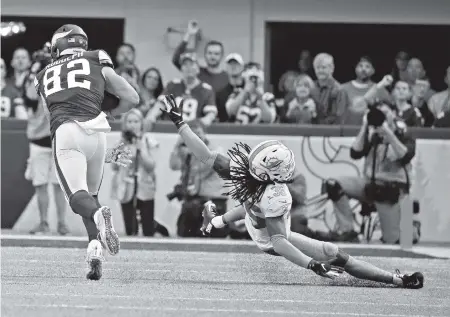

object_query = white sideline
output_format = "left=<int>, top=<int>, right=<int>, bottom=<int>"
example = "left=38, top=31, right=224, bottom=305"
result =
left=1, top=234, right=400, bottom=248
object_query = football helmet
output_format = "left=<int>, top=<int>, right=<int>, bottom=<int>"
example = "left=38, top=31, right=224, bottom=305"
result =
left=248, top=140, right=295, bottom=183
left=51, top=24, right=88, bottom=60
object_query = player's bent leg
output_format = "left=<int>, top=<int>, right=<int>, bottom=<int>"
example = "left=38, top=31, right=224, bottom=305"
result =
left=87, top=131, right=120, bottom=256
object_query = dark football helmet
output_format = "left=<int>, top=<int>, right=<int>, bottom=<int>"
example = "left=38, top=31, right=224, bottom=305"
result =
left=51, top=24, right=88, bottom=60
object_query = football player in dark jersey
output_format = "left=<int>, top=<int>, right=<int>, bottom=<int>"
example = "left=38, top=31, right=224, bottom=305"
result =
left=1, top=58, right=27, bottom=119
left=161, top=94, right=424, bottom=289
left=145, top=53, right=217, bottom=126
left=225, top=67, right=276, bottom=124
left=34, top=24, right=139, bottom=280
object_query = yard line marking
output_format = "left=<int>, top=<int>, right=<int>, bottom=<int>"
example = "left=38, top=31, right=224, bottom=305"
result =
left=3, top=293, right=449, bottom=308
left=2, top=303, right=442, bottom=317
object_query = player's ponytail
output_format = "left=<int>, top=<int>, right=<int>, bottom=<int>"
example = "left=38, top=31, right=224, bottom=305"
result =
left=220, top=142, right=270, bottom=207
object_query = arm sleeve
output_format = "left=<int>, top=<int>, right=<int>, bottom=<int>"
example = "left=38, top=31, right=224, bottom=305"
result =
left=178, top=123, right=218, bottom=168
left=172, top=41, right=188, bottom=70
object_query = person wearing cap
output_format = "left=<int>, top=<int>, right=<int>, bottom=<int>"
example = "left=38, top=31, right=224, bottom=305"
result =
left=215, top=53, right=246, bottom=122
left=145, top=52, right=217, bottom=126
left=171, top=20, right=228, bottom=93
left=341, top=57, right=391, bottom=125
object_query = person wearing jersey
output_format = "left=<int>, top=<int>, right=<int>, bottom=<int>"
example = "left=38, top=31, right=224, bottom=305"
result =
left=162, top=94, right=424, bottom=289
left=1, top=58, right=27, bottom=119
left=145, top=53, right=217, bottom=126
left=34, top=24, right=139, bottom=280
left=226, top=67, right=276, bottom=124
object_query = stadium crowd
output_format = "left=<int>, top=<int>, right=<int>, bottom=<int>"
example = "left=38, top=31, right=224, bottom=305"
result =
left=2, top=21, right=450, bottom=127
left=1, top=20, right=448, bottom=244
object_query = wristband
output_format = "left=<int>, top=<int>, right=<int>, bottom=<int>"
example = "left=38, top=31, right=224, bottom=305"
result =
left=211, top=216, right=226, bottom=228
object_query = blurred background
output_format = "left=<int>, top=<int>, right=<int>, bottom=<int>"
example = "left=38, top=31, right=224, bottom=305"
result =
left=2, top=0, right=450, bottom=245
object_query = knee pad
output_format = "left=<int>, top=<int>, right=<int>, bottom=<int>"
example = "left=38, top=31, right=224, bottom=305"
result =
left=324, top=245, right=350, bottom=268
left=69, top=190, right=98, bottom=219
left=324, top=179, right=344, bottom=201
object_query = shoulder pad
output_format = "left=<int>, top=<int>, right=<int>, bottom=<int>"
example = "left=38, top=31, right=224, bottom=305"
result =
left=201, top=82, right=213, bottom=90
left=98, top=50, right=114, bottom=68
left=260, top=184, right=292, bottom=218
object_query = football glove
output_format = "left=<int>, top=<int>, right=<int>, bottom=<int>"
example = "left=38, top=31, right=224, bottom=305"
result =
left=161, top=94, right=185, bottom=129
left=105, top=142, right=132, bottom=167
left=308, top=259, right=344, bottom=279
left=200, top=201, right=218, bottom=236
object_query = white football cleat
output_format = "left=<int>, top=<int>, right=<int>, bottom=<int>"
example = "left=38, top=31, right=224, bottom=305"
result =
left=86, top=239, right=104, bottom=281
left=94, top=206, right=120, bottom=255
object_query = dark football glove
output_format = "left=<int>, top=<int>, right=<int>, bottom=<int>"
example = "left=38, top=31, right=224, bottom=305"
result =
left=308, top=259, right=344, bottom=279
left=161, top=94, right=185, bottom=129
left=200, top=201, right=218, bottom=236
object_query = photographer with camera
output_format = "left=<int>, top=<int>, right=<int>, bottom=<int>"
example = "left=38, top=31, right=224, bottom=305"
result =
left=225, top=67, right=277, bottom=124
left=111, top=109, right=168, bottom=236
left=22, top=42, right=69, bottom=235
left=324, top=97, right=417, bottom=244
left=168, top=120, right=228, bottom=237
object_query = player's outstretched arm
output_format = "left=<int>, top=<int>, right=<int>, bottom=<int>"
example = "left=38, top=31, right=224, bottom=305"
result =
left=162, top=94, right=218, bottom=166
left=102, top=67, right=140, bottom=107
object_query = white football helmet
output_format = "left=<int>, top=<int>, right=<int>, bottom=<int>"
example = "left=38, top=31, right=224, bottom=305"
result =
left=248, top=140, right=295, bottom=183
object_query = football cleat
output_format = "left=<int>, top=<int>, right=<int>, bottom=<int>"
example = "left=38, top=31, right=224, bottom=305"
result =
left=395, top=269, right=424, bottom=289
left=86, top=240, right=104, bottom=281
left=94, top=206, right=120, bottom=256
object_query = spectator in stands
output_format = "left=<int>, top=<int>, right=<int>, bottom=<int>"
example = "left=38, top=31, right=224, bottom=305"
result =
left=391, top=51, right=410, bottom=83
left=392, top=81, right=423, bottom=127
left=429, top=65, right=450, bottom=128
left=328, top=101, right=416, bottom=244
left=138, top=67, right=164, bottom=117
left=216, top=53, right=245, bottom=122
left=225, top=67, right=276, bottom=124
left=116, top=65, right=141, bottom=97
left=8, top=47, right=31, bottom=92
left=278, top=70, right=300, bottom=100
left=311, top=53, right=349, bottom=124
left=169, top=120, right=228, bottom=238
left=1, top=58, right=27, bottom=119
left=411, top=78, right=435, bottom=127
left=298, top=50, right=314, bottom=78
left=172, top=20, right=228, bottom=93
left=281, top=74, right=317, bottom=124
left=145, top=53, right=217, bottom=126
left=23, top=58, right=68, bottom=235
left=115, top=43, right=140, bottom=77
left=341, top=57, right=391, bottom=125
left=278, top=50, right=314, bottom=100
left=111, top=109, right=165, bottom=236
left=406, top=58, right=435, bottom=101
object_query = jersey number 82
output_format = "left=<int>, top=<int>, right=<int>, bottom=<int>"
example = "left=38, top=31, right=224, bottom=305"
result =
left=43, top=58, right=92, bottom=97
